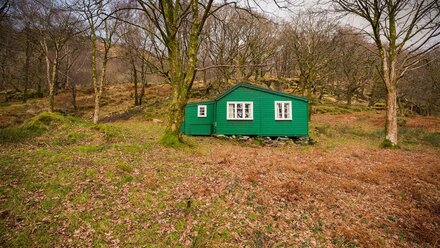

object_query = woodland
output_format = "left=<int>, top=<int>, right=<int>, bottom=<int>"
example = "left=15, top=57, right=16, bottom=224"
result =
left=0, top=0, right=439, bottom=247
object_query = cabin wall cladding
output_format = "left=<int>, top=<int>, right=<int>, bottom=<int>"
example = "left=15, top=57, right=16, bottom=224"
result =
left=182, top=83, right=309, bottom=137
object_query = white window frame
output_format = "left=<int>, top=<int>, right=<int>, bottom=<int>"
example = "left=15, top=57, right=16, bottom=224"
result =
left=226, top=101, right=253, bottom=120
left=274, top=101, right=292, bottom=120
left=197, top=105, right=207, bottom=117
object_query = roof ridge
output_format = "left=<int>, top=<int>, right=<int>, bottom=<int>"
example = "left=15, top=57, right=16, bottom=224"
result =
left=216, top=82, right=308, bottom=102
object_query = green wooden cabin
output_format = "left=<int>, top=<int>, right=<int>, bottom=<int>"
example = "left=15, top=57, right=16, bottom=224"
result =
left=182, top=83, right=309, bottom=137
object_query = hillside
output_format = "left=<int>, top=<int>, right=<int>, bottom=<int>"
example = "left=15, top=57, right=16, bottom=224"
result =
left=0, top=84, right=439, bottom=247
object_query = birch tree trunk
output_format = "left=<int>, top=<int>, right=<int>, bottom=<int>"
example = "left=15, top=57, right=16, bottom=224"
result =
left=91, top=26, right=100, bottom=124
left=381, top=52, right=398, bottom=145
left=43, top=39, right=58, bottom=113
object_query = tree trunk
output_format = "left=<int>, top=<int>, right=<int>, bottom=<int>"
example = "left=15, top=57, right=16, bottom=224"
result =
left=139, top=61, right=147, bottom=106
left=70, top=80, right=77, bottom=112
left=65, top=49, right=76, bottom=112
left=385, top=85, right=398, bottom=144
left=23, top=33, right=32, bottom=103
left=91, top=30, right=99, bottom=124
left=44, top=41, right=58, bottom=113
left=93, top=91, right=100, bottom=124
left=131, top=59, right=139, bottom=106
left=380, top=44, right=398, bottom=146
left=346, top=88, right=354, bottom=106
left=166, top=84, right=187, bottom=141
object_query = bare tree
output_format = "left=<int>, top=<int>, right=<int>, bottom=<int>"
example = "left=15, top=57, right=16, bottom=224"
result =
left=400, top=49, right=440, bottom=116
left=32, top=0, right=77, bottom=112
left=334, top=27, right=377, bottom=105
left=119, top=10, right=152, bottom=106
left=332, top=0, right=440, bottom=146
left=282, top=10, right=339, bottom=118
left=76, top=0, right=120, bottom=123
left=135, top=0, right=218, bottom=144
left=132, top=1, right=300, bottom=144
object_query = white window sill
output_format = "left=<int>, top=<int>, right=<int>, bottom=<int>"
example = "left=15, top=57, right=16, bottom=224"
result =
left=227, top=118, right=254, bottom=120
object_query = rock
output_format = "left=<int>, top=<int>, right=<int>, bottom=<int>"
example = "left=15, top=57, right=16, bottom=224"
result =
left=152, top=118, right=163, bottom=123
left=277, top=137, right=290, bottom=142
left=213, top=134, right=228, bottom=139
left=238, top=135, right=250, bottom=141
left=293, top=137, right=315, bottom=145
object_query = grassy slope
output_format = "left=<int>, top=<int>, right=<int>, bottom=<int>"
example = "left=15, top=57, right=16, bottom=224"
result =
left=0, top=110, right=438, bottom=247
left=0, top=84, right=439, bottom=247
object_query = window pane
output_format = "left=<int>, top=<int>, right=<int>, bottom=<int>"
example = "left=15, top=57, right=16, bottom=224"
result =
left=277, top=102, right=283, bottom=118
left=244, top=103, right=250, bottom=118
left=237, top=103, right=243, bottom=118
left=283, top=103, right=289, bottom=118
left=228, top=104, right=235, bottom=118
left=285, top=103, right=291, bottom=118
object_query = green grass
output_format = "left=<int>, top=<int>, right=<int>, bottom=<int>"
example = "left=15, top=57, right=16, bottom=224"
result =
left=160, top=129, right=182, bottom=148
left=0, top=110, right=438, bottom=247
left=0, top=112, right=92, bottom=143
left=92, top=123, right=124, bottom=142
left=312, top=122, right=440, bottom=149
left=313, top=104, right=373, bottom=116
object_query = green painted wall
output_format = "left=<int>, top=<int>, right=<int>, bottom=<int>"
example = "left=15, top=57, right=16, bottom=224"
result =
left=182, top=85, right=309, bottom=137
left=215, top=87, right=308, bottom=136
left=182, top=101, right=215, bottom=135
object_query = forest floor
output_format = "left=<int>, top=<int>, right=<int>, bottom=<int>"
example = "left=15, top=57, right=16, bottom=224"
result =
left=0, top=84, right=439, bottom=247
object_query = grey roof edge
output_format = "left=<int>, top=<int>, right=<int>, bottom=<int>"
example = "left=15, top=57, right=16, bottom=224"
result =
left=215, top=83, right=309, bottom=102
left=185, top=100, right=215, bottom=106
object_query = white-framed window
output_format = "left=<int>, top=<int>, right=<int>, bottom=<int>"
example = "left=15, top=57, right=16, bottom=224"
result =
left=197, top=105, right=207, bottom=117
left=227, top=101, right=253, bottom=120
left=275, top=101, right=292, bottom=120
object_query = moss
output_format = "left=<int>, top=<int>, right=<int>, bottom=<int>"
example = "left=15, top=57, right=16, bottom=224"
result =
left=92, top=124, right=123, bottom=142
left=0, top=112, right=94, bottom=144
left=160, top=130, right=182, bottom=148
left=116, top=162, right=133, bottom=173
left=380, top=139, right=400, bottom=149
left=0, top=112, right=65, bottom=143
left=0, top=127, right=41, bottom=143
left=22, top=112, right=69, bottom=130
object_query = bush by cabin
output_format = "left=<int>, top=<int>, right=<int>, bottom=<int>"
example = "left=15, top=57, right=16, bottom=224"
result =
left=182, top=83, right=309, bottom=137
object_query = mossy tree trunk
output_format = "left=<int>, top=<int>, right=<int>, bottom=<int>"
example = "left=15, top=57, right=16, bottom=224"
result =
left=90, top=24, right=100, bottom=124
left=22, top=30, right=33, bottom=103
left=147, top=0, right=213, bottom=143
left=90, top=17, right=112, bottom=124
left=41, top=38, right=58, bottom=113
left=131, top=57, right=139, bottom=106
